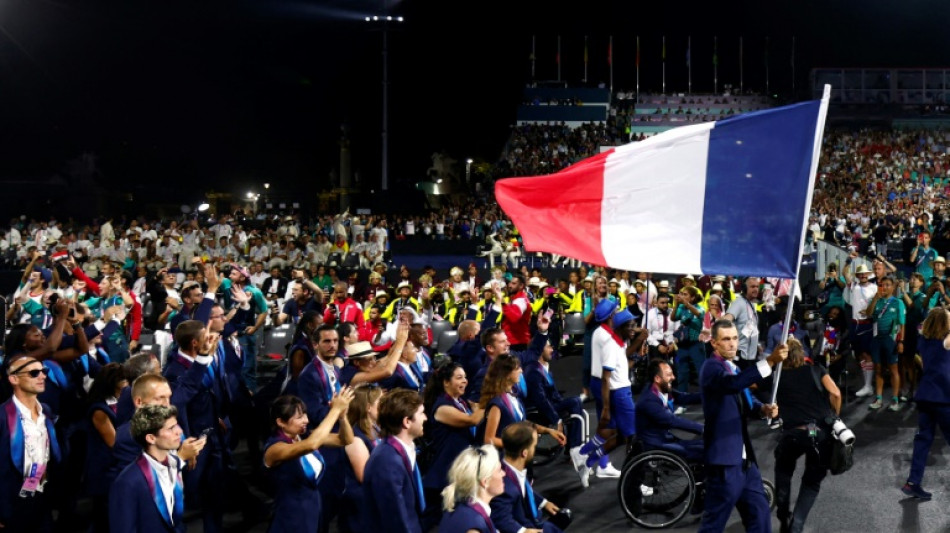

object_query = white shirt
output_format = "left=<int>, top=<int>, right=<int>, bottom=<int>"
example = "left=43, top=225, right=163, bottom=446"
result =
left=847, top=281, right=878, bottom=320
left=502, top=459, right=546, bottom=533
left=143, top=452, right=182, bottom=524
left=589, top=326, right=612, bottom=379
left=12, top=396, right=50, bottom=489
left=602, top=335, right=632, bottom=390
left=646, top=308, right=679, bottom=347
left=394, top=435, right=416, bottom=469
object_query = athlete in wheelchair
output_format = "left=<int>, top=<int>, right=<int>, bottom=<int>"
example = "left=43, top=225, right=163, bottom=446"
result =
left=618, top=357, right=775, bottom=528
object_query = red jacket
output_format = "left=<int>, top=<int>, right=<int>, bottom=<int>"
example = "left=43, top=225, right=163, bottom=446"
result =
left=501, top=290, right=532, bottom=345
left=323, top=298, right=365, bottom=329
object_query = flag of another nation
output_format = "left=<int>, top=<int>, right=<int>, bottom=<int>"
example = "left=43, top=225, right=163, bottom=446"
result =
left=495, top=96, right=828, bottom=278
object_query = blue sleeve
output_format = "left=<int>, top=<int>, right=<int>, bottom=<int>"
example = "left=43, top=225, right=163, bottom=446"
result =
left=368, top=456, right=416, bottom=533
left=108, top=472, right=140, bottom=533
left=193, top=296, right=214, bottom=325
left=524, top=368, right=559, bottom=425
left=168, top=363, right=208, bottom=437
left=699, top=359, right=765, bottom=395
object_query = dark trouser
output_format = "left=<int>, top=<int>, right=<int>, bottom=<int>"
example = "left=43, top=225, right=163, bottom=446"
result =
left=699, top=462, right=771, bottom=533
left=908, top=401, right=950, bottom=486
left=4, top=491, right=53, bottom=533
left=675, top=341, right=705, bottom=393
left=774, top=428, right=830, bottom=533
left=185, top=448, right=226, bottom=533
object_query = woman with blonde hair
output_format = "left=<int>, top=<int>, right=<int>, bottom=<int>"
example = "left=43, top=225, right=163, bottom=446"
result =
left=438, top=445, right=506, bottom=533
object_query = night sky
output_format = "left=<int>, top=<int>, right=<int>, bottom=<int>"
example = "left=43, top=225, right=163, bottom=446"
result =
left=2, top=0, right=949, bottom=199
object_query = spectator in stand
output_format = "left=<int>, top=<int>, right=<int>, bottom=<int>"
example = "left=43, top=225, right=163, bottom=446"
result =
left=498, top=274, right=532, bottom=351
left=863, top=275, right=906, bottom=411
left=262, top=266, right=289, bottom=305
left=672, top=286, right=706, bottom=400
left=272, top=269, right=325, bottom=326
left=323, top=281, right=365, bottom=330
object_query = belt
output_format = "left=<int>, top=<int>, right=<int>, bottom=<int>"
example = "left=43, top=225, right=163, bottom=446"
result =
left=851, top=319, right=871, bottom=325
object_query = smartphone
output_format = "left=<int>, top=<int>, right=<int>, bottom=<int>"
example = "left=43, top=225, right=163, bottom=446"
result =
left=544, top=308, right=554, bottom=320
left=198, top=427, right=214, bottom=440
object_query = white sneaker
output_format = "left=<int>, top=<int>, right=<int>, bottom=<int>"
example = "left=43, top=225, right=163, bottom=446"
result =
left=674, top=406, right=687, bottom=415
left=596, top=463, right=622, bottom=478
left=569, top=446, right=586, bottom=472
left=855, top=385, right=874, bottom=398
left=578, top=466, right=591, bottom=488
left=640, top=484, right=654, bottom=497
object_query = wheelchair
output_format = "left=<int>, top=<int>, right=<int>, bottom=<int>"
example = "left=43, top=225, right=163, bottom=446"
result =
left=526, top=406, right=590, bottom=467
left=617, top=441, right=775, bottom=529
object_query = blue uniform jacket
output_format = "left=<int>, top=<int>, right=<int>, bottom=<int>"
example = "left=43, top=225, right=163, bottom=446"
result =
left=363, top=438, right=423, bottom=533
left=699, top=354, right=767, bottom=466
left=635, top=384, right=703, bottom=449
left=490, top=462, right=547, bottom=533
left=109, top=454, right=186, bottom=533
left=0, top=399, right=61, bottom=525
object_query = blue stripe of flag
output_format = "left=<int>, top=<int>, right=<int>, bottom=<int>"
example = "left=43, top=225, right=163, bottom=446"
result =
left=700, top=101, right=822, bottom=278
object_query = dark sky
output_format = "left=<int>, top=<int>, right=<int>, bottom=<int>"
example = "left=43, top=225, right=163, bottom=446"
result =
left=2, top=0, right=950, bottom=197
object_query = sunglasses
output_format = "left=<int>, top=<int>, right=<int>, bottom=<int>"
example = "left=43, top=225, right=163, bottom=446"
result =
left=13, top=367, right=50, bottom=379
left=473, top=445, right=487, bottom=480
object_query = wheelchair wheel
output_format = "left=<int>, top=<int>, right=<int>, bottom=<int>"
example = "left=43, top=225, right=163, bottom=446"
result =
left=617, top=450, right=695, bottom=529
left=762, top=478, right=776, bottom=510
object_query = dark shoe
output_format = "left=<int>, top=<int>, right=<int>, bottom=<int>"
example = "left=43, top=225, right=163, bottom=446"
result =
left=901, top=482, right=932, bottom=501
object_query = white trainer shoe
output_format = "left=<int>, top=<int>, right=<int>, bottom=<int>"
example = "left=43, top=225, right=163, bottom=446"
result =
left=855, top=385, right=874, bottom=398
left=674, top=406, right=687, bottom=415
left=640, top=484, right=654, bottom=497
left=578, top=466, right=591, bottom=488
left=569, top=446, right=586, bottom=472
left=595, top=463, right=622, bottom=478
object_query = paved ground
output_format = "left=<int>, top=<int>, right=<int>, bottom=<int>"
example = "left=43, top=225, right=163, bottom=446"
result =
left=70, top=346, right=950, bottom=532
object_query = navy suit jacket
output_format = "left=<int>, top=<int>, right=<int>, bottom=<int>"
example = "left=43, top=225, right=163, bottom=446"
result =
left=169, top=295, right=214, bottom=333
left=109, top=455, right=186, bottom=533
left=635, top=385, right=703, bottom=449
left=363, top=439, right=423, bottom=533
left=522, top=359, right=564, bottom=425
left=699, top=354, right=767, bottom=466
left=916, top=337, right=950, bottom=404
left=468, top=332, right=548, bottom=402
left=164, top=352, right=229, bottom=451
left=110, top=420, right=141, bottom=480
left=297, top=358, right=339, bottom=427
left=490, top=463, right=545, bottom=533
left=438, top=502, right=494, bottom=533
left=447, top=338, right=484, bottom=393
left=0, top=400, right=61, bottom=525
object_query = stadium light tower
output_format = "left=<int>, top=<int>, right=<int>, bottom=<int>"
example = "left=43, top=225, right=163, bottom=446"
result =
left=365, top=12, right=404, bottom=191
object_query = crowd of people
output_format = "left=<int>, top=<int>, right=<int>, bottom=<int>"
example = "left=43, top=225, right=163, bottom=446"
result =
left=3, top=122, right=950, bottom=533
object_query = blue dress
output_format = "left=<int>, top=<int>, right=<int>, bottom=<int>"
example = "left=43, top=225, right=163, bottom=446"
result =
left=85, top=401, right=118, bottom=497
left=423, top=394, right=476, bottom=490
left=340, top=426, right=380, bottom=533
left=264, top=433, right=325, bottom=533
left=476, top=392, right=525, bottom=444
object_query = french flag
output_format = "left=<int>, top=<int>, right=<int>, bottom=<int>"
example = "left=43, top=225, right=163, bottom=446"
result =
left=495, top=87, right=830, bottom=278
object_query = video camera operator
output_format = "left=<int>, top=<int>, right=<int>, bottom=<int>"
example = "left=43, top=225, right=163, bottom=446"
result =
left=770, top=338, right=844, bottom=533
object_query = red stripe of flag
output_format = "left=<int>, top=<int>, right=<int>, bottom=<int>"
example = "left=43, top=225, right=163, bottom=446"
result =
left=495, top=150, right=613, bottom=266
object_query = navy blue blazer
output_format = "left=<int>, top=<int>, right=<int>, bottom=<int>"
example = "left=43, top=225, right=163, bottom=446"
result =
left=109, top=454, right=186, bottom=533
left=490, top=462, right=548, bottom=533
left=263, top=434, right=323, bottom=533
left=380, top=363, right=424, bottom=393
left=0, top=399, right=62, bottom=526
left=422, top=394, right=476, bottom=490
left=477, top=395, right=524, bottom=445
left=169, top=295, right=214, bottom=333
left=297, top=357, right=340, bottom=427
left=447, top=338, right=484, bottom=395
left=522, top=359, right=565, bottom=425
left=109, top=420, right=141, bottom=483
left=635, top=384, right=703, bottom=450
left=468, top=332, right=548, bottom=402
left=164, top=352, right=229, bottom=451
left=699, top=354, right=766, bottom=466
left=439, top=502, right=495, bottom=533
left=363, top=438, right=423, bottom=533
left=115, top=385, right=135, bottom=427
left=916, top=337, right=950, bottom=404
left=85, top=401, right=118, bottom=497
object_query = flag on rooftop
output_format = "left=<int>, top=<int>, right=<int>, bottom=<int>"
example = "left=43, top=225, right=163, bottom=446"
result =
left=495, top=88, right=831, bottom=278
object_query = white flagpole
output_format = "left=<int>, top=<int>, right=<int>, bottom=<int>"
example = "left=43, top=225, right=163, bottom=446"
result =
left=768, top=84, right=833, bottom=413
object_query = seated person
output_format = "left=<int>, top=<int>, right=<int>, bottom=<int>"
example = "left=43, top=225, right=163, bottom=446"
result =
left=635, top=358, right=704, bottom=463
left=492, top=422, right=564, bottom=533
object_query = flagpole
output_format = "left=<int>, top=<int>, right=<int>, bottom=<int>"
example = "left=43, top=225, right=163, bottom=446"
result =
left=583, top=35, right=589, bottom=83
left=636, top=35, right=640, bottom=102
left=739, top=36, right=744, bottom=94
left=713, top=36, right=718, bottom=94
left=662, top=35, right=666, bottom=95
left=609, top=35, right=614, bottom=95
left=687, top=36, right=692, bottom=95
left=768, top=84, right=833, bottom=415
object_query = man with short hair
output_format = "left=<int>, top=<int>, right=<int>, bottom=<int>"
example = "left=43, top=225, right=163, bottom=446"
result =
left=0, top=355, right=61, bottom=532
left=109, top=405, right=187, bottom=533
left=492, top=422, right=563, bottom=533
left=323, top=281, right=365, bottom=329
left=635, top=358, right=704, bottom=461
left=724, top=277, right=762, bottom=370
left=499, top=274, right=532, bottom=350
left=645, top=293, right=678, bottom=360
left=698, top=320, right=787, bottom=533
left=221, top=263, right=267, bottom=392
left=448, top=319, right=483, bottom=395
left=364, top=389, right=428, bottom=533
left=843, top=262, right=879, bottom=397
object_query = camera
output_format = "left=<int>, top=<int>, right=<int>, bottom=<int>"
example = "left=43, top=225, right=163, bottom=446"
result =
left=827, top=417, right=855, bottom=445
